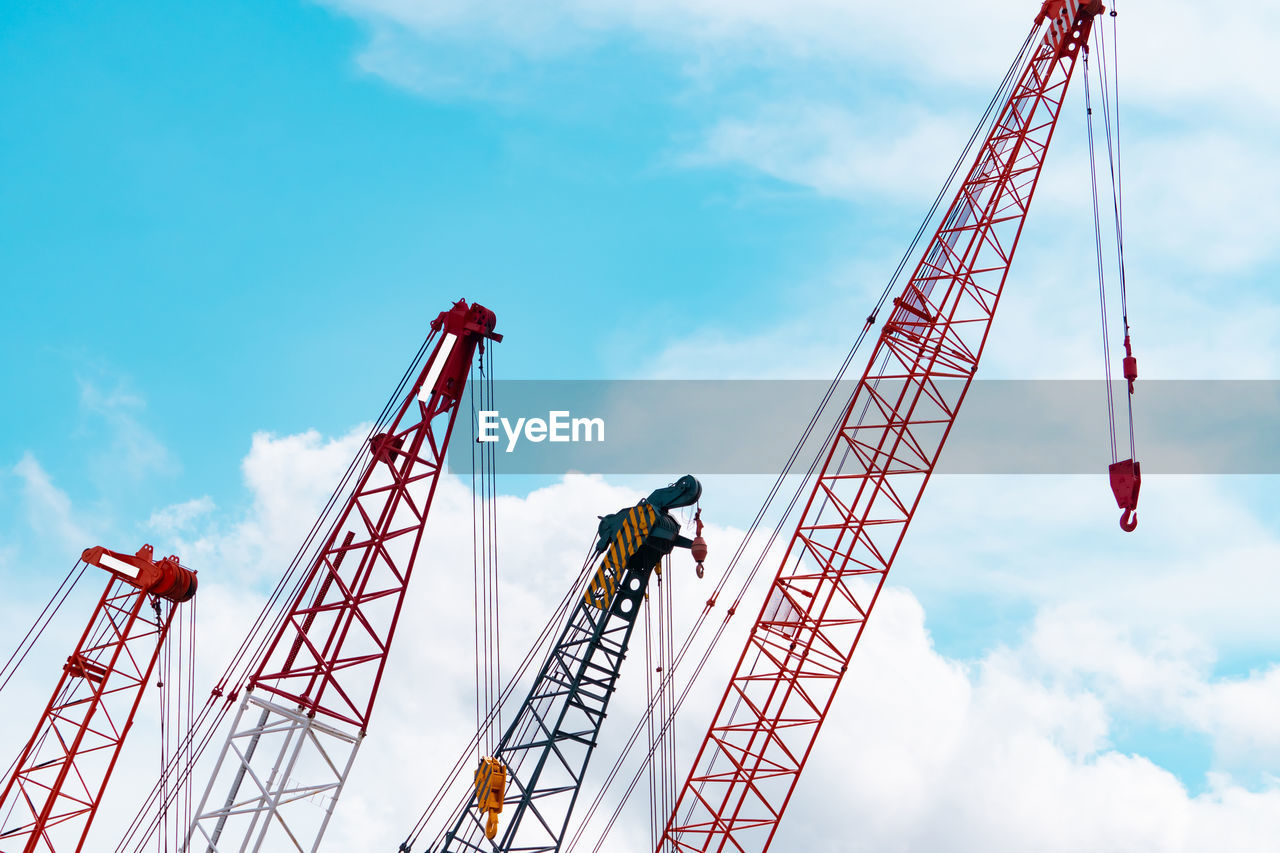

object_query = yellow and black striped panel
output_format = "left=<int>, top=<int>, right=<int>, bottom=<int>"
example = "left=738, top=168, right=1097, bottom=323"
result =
left=584, top=503, right=658, bottom=610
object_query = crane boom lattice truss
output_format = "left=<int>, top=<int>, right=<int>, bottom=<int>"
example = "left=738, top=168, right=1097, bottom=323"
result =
left=660, top=3, right=1103, bottom=851
left=434, top=477, right=701, bottom=853
left=444, top=550, right=652, bottom=853
left=0, top=546, right=197, bottom=853
left=186, top=299, right=499, bottom=853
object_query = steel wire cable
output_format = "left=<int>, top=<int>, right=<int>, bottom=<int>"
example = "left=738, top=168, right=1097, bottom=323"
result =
left=423, top=553, right=603, bottom=852
left=398, top=534, right=602, bottom=850
left=408, top=552, right=593, bottom=851
left=569, top=25, right=1043, bottom=851
left=644, top=583, right=657, bottom=848
left=1094, top=16, right=1136, bottom=458
left=1085, top=49, right=1119, bottom=463
left=667, top=25, right=1045, bottom=836
left=413, top=23, right=1041, bottom=852
left=471, top=360, right=484, bottom=755
left=116, top=326, right=442, bottom=852
left=487, top=347, right=502, bottom=746
left=571, top=381, right=857, bottom=852
left=2, top=577, right=162, bottom=843
left=1, top=588, right=102, bottom=799
left=471, top=348, right=503, bottom=758
left=0, top=559, right=87, bottom=696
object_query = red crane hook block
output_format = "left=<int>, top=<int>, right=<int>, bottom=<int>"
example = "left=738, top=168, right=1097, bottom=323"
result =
left=1109, top=459, right=1141, bottom=532
left=691, top=508, right=707, bottom=578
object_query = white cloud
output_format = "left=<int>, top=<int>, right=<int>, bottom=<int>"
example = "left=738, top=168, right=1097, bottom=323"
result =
left=64, top=426, right=1274, bottom=849
left=688, top=100, right=1280, bottom=273
left=161, top=426, right=371, bottom=589
left=325, top=0, right=1029, bottom=77
left=12, top=452, right=92, bottom=545
left=318, top=0, right=1280, bottom=388
left=145, top=496, right=216, bottom=536
left=1191, top=666, right=1280, bottom=774
left=684, top=101, right=970, bottom=205
left=78, top=377, right=175, bottom=482
left=323, top=0, right=1280, bottom=123
left=902, top=476, right=1280, bottom=653
left=1019, top=606, right=1280, bottom=777
left=6, top=425, right=1276, bottom=851
left=642, top=113, right=1280, bottom=381
left=762, top=589, right=1280, bottom=853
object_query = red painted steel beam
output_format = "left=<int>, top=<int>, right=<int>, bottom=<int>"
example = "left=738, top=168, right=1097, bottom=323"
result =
left=659, top=4, right=1103, bottom=851
left=247, top=299, right=500, bottom=732
left=0, top=546, right=197, bottom=853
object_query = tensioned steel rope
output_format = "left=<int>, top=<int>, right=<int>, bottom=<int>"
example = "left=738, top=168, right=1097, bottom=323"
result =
left=1095, top=10, right=1136, bottom=459
left=0, top=559, right=87, bottom=696
left=115, top=327, right=442, bottom=852
left=397, top=531, right=604, bottom=850
left=1084, top=10, right=1135, bottom=469
left=564, top=25, right=1044, bottom=850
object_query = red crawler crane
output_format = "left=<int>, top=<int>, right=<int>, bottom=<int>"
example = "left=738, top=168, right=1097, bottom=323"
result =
left=660, top=2, right=1132, bottom=850
left=0, top=545, right=197, bottom=853
left=186, top=299, right=499, bottom=853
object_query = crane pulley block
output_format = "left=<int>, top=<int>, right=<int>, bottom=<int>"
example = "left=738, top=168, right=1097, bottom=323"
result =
left=1038, top=0, right=1105, bottom=58
left=80, top=543, right=197, bottom=603
left=1109, top=458, right=1141, bottom=532
left=474, top=757, right=507, bottom=840
left=691, top=508, right=708, bottom=579
left=425, top=300, right=502, bottom=401
left=588, top=475, right=703, bottom=610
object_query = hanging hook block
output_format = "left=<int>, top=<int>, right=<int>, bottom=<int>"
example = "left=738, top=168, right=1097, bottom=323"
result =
left=691, top=508, right=708, bottom=578
left=474, top=757, right=507, bottom=839
left=1108, top=459, right=1141, bottom=533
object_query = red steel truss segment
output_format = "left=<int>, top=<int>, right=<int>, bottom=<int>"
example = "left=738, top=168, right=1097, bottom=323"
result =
left=186, top=299, right=499, bottom=853
left=0, top=546, right=197, bottom=853
left=660, top=4, right=1103, bottom=851
left=247, top=298, right=501, bottom=731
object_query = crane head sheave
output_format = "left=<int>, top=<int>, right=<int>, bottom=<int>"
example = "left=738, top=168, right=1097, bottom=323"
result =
left=593, top=474, right=704, bottom=577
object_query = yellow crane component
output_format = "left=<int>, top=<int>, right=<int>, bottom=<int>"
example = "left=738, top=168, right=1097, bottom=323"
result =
left=474, top=757, right=507, bottom=840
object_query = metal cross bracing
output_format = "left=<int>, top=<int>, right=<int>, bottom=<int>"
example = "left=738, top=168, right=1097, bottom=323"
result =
left=441, top=566, right=649, bottom=853
left=186, top=299, right=500, bottom=853
left=0, top=546, right=197, bottom=853
left=431, top=478, right=702, bottom=853
left=659, top=3, right=1104, bottom=851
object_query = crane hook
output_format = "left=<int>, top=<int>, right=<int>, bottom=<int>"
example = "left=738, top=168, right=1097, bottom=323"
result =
left=1108, top=459, right=1141, bottom=534
left=691, top=507, right=707, bottom=578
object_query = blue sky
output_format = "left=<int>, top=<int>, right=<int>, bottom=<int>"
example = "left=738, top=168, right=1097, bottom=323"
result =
left=0, top=0, right=858, bottom=520
left=3, top=1, right=1279, bottom=849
